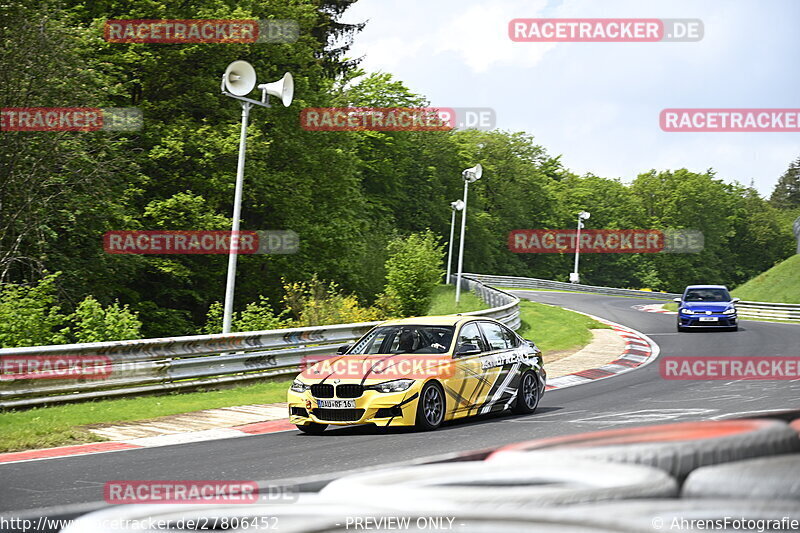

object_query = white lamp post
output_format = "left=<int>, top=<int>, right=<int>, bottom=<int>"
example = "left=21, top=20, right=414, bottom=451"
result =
left=446, top=200, right=465, bottom=284
left=220, top=61, right=294, bottom=333
left=570, top=210, right=591, bottom=284
left=455, top=164, right=482, bottom=304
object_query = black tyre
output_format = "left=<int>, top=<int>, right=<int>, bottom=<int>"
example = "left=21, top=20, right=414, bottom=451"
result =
left=729, top=325, right=738, bottom=332
left=415, top=381, right=445, bottom=431
left=512, top=370, right=541, bottom=414
left=677, top=322, right=686, bottom=332
left=296, top=422, right=327, bottom=435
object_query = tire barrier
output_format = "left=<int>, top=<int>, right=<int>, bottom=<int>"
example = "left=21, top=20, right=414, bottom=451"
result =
left=681, top=453, right=800, bottom=500
left=487, top=419, right=800, bottom=480
left=319, top=455, right=678, bottom=511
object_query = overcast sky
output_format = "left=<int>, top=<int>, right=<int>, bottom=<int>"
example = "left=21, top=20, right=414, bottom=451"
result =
left=341, top=0, right=799, bottom=197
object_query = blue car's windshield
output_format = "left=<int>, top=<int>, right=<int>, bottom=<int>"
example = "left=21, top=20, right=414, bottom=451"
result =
left=684, top=288, right=731, bottom=302
left=350, top=325, right=455, bottom=355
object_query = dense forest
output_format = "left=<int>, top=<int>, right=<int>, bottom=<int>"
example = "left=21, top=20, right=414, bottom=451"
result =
left=2, top=0, right=798, bottom=343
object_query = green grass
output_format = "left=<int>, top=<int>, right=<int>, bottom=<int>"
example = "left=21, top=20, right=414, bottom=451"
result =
left=0, top=379, right=292, bottom=453
left=731, top=255, right=800, bottom=304
left=426, top=284, right=488, bottom=314
left=1, top=285, right=608, bottom=453
left=664, top=302, right=678, bottom=311
left=517, top=300, right=610, bottom=354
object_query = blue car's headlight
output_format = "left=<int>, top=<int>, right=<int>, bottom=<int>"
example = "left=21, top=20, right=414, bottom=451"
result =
left=681, top=308, right=695, bottom=314
left=365, top=379, right=415, bottom=393
left=291, top=379, right=310, bottom=393
left=723, top=308, right=736, bottom=315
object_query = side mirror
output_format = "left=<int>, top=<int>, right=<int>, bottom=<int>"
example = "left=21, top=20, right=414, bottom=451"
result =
left=455, top=343, right=481, bottom=357
left=732, top=298, right=740, bottom=303
left=336, top=344, right=352, bottom=355
left=673, top=297, right=682, bottom=303
left=526, top=340, right=541, bottom=354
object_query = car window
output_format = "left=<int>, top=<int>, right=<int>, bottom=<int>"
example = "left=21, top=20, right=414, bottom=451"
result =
left=684, top=288, right=731, bottom=302
left=500, top=324, right=520, bottom=348
left=479, top=321, right=512, bottom=351
left=350, top=325, right=454, bottom=354
left=455, top=323, right=485, bottom=354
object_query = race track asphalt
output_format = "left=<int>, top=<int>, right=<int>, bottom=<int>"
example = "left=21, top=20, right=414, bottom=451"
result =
left=2, top=291, right=798, bottom=514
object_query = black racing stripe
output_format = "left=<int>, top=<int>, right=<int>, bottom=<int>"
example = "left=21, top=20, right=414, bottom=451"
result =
left=395, top=392, right=419, bottom=408
left=477, top=364, right=516, bottom=412
left=443, top=384, right=471, bottom=409
left=466, top=371, right=495, bottom=416
left=359, top=353, right=403, bottom=385
left=384, top=392, right=419, bottom=426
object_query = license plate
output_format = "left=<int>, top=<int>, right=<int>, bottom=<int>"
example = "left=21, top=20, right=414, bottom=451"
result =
left=699, top=317, right=718, bottom=322
left=317, top=399, right=355, bottom=409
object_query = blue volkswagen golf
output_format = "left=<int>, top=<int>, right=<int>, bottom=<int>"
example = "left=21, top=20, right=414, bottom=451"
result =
left=675, top=285, right=739, bottom=332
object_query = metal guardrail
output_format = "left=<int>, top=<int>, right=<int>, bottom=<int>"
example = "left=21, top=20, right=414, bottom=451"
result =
left=465, top=273, right=800, bottom=322
left=464, top=273, right=681, bottom=300
left=0, top=278, right=519, bottom=409
left=734, top=301, right=800, bottom=321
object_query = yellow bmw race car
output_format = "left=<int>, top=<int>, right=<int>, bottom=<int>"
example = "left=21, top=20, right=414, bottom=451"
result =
left=287, top=316, right=546, bottom=434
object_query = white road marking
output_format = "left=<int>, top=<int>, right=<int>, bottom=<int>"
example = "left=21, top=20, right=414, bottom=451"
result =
left=570, top=408, right=718, bottom=424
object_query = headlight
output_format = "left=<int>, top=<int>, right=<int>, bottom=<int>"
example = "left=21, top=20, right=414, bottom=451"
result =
left=723, top=308, right=736, bottom=315
left=365, top=379, right=415, bottom=393
left=290, top=379, right=310, bottom=393
left=681, top=308, right=694, bottom=314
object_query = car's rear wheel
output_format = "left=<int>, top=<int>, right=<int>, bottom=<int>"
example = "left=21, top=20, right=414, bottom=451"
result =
left=296, top=422, right=327, bottom=435
left=512, top=371, right=540, bottom=414
left=415, top=381, right=445, bottom=431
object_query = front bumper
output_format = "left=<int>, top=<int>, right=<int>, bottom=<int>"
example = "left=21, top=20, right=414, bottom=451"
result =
left=678, top=313, right=737, bottom=328
left=287, top=387, right=421, bottom=427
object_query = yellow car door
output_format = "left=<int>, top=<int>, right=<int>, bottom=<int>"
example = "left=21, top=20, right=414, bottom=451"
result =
left=445, top=321, right=491, bottom=417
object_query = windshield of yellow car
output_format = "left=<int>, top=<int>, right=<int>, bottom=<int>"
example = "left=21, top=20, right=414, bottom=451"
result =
left=349, top=325, right=455, bottom=355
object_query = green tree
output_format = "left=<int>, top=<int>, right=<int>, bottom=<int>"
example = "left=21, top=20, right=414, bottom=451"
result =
left=70, top=296, right=142, bottom=343
left=0, top=274, right=70, bottom=347
left=769, top=156, right=800, bottom=210
left=382, top=230, right=445, bottom=317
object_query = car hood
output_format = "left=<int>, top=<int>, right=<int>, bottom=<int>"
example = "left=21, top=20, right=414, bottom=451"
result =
left=681, top=301, right=734, bottom=312
left=301, top=353, right=452, bottom=382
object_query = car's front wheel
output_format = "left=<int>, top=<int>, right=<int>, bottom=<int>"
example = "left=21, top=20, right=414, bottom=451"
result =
left=415, top=381, right=445, bottom=431
left=512, top=371, right=541, bottom=414
left=296, top=422, right=327, bottom=435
